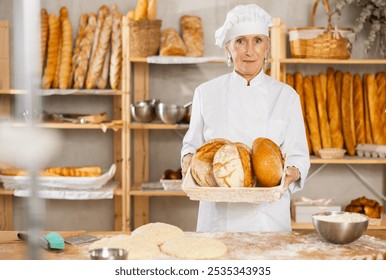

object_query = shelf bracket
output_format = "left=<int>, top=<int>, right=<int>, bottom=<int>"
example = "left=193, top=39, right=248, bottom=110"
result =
left=345, top=164, right=386, bottom=203
left=305, top=163, right=327, bottom=182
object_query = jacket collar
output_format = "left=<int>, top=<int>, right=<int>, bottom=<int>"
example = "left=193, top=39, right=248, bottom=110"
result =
left=230, top=70, right=268, bottom=94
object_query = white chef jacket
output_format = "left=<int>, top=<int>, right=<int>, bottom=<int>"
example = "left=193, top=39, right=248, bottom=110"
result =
left=181, top=70, right=310, bottom=232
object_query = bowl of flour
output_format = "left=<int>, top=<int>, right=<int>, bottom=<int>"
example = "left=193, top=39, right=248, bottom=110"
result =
left=312, top=211, right=369, bottom=244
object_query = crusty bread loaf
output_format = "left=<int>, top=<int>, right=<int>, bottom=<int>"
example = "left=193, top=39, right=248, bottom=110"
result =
left=160, top=28, right=187, bottom=56
left=335, top=70, right=343, bottom=106
left=180, top=15, right=204, bottom=57
left=313, top=75, right=332, bottom=149
left=319, top=72, right=327, bottom=106
left=43, top=166, right=102, bottom=177
left=304, top=75, right=322, bottom=156
left=190, top=138, right=231, bottom=187
left=70, top=13, right=88, bottom=88
left=353, top=73, right=365, bottom=144
left=375, top=72, right=385, bottom=145
left=135, top=0, right=148, bottom=20
left=345, top=196, right=383, bottom=219
left=109, top=7, right=122, bottom=90
left=341, top=72, right=356, bottom=155
left=367, top=74, right=382, bottom=145
left=86, top=14, right=113, bottom=89
left=41, top=8, right=48, bottom=74
left=363, top=74, right=373, bottom=144
left=212, top=142, right=254, bottom=188
left=73, top=13, right=97, bottom=89
left=147, top=0, right=157, bottom=20
left=326, top=68, right=344, bottom=148
left=59, top=18, right=73, bottom=89
left=252, top=137, right=284, bottom=188
left=97, top=43, right=111, bottom=89
left=42, top=14, right=60, bottom=89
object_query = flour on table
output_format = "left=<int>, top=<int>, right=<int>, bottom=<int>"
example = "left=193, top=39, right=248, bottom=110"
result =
left=131, top=222, right=185, bottom=245
left=89, top=234, right=160, bottom=260
left=313, top=212, right=368, bottom=223
left=160, top=236, right=227, bottom=259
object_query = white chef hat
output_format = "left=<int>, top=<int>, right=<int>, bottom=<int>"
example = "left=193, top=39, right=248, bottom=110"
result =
left=215, top=4, right=273, bottom=48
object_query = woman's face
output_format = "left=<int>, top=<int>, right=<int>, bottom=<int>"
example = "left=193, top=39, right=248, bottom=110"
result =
left=226, top=34, right=269, bottom=81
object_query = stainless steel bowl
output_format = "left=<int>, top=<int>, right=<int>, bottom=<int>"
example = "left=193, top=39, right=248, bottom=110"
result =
left=155, top=102, right=189, bottom=124
left=89, top=248, right=128, bottom=260
left=130, top=99, right=158, bottom=123
left=312, top=211, right=369, bottom=244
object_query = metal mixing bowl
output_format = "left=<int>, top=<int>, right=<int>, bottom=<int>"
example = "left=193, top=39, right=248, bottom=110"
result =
left=155, top=102, right=189, bottom=124
left=312, top=211, right=369, bottom=244
left=89, top=248, right=128, bottom=260
left=130, top=99, right=158, bottom=123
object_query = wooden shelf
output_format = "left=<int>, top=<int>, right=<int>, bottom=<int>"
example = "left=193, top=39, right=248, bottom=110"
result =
left=130, top=184, right=186, bottom=197
left=279, top=58, right=386, bottom=64
left=129, top=122, right=189, bottom=130
left=0, top=121, right=123, bottom=130
left=0, top=89, right=125, bottom=96
left=129, top=56, right=226, bottom=64
left=310, top=156, right=386, bottom=164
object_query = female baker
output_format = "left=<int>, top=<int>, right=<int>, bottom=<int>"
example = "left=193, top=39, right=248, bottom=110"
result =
left=181, top=4, right=310, bottom=232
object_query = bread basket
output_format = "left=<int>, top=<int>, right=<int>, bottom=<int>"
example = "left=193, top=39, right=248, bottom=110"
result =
left=318, top=148, right=346, bottom=159
left=129, top=19, right=162, bottom=57
left=288, top=0, right=352, bottom=59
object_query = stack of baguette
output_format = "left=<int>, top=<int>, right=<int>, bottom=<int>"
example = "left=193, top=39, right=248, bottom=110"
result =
left=0, top=166, right=102, bottom=177
left=285, top=69, right=386, bottom=156
left=41, top=4, right=123, bottom=90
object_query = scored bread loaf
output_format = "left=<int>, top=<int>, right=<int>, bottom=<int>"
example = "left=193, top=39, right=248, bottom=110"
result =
left=70, top=13, right=88, bottom=88
left=304, top=75, right=322, bottom=156
left=252, top=137, right=284, bottom=188
left=353, top=73, right=365, bottom=144
left=190, top=138, right=231, bottom=187
left=326, top=68, right=344, bottom=149
left=313, top=75, right=332, bottom=149
left=59, top=18, right=73, bottom=89
left=341, top=72, right=356, bottom=156
left=109, top=6, right=122, bottom=90
left=375, top=72, right=385, bottom=145
left=73, top=13, right=97, bottom=89
left=212, top=142, right=254, bottom=188
left=363, top=74, right=373, bottom=144
left=160, top=28, right=187, bottom=56
left=367, top=74, right=382, bottom=145
left=180, top=15, right=204, bottom=57
left=42, top=14, right=60, bottom=89
left=97, top=44, right=111, bottom=89
left=147, top=0, right=157, bottom=20
left=41, top=8, right=49, bottom=74
left=86, top=14, right=113, bottom=89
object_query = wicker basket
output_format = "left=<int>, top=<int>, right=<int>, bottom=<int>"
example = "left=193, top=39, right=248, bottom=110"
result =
left=288, top=0, right=352, bottom=59
left=129, top=20, right=162, bottom=57
left=319, top=148, right=346, bottom=159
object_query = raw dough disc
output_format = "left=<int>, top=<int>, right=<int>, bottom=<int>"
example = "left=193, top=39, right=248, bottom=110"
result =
left=131, top=222, right=185, bottom=245
left=160, top=236, right=227, bottom=259
left=89, top=234, right=160, bottom=260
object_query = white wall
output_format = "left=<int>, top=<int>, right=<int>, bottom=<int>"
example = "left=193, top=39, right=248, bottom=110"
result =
left=1, top=0, right=385, bottom=231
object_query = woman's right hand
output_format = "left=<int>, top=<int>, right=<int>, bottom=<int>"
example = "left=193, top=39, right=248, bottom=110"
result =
left=181, top=153, right=193, bottom=178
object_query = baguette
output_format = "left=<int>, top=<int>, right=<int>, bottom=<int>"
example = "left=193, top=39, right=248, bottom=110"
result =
left=363, top=74, right=373, bottom=144
left=135, top=0, right=148, bottom=20
left=313, top=75, right=332, bottom=149
left=97, top=43, right=111, bottom=89
left=109, top=7, right=122, bottom=90
left=335, top=70, right=343, bottom=107
left=367, top=74, right=382, bottom=144
left=326, top=68, right=344, bottom=148
left=304, top=75, right=322, bottom=155
left=160, top=28, right=187, bottom=56
left=375, top=72, right=385, bottom=144
left=286, top=73, right=294, bottom=88
left=86, top=14, right=113, bottom=89
left=126, top=10, right=135, bottom=20
left=353, top=73, right=366, bottom=144
left=319, top=72, right=327, bottom=106
left=59, top=18, right=73, bottom=89
left=70, top=13, right=88, bottom=88
left=42, top=14, right=60, bottom=89
left=43, top=166, right=102, bottom=177
left=40, top=8, right=49, bottom=74
left=180, top=15, right=204, bottom=57
left=341, top=72, right=356, bottom=155
left=147, top=0, right=157, bottom=20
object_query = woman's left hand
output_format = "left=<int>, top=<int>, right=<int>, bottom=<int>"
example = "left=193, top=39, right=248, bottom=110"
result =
left=283, top=166, right=300, bottom=191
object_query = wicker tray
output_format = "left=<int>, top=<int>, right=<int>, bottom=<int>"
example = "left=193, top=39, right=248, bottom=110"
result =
left=182, top=166, right=286, bottom=203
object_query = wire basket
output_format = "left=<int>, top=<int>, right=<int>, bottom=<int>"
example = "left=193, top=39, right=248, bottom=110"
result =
left=288, top=0, right=352, bottom=59
left=129, top=20, right=162, bottom=57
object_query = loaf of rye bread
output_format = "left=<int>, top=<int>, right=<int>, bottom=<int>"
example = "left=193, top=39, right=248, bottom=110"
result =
left=252, top=137, right=284, bottom=188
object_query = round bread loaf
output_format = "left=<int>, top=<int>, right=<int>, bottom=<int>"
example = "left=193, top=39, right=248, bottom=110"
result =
left=212, top=142, right=254, bottom=188
left=252, top=137, right=284, bottom=188
left=190, top=138, right=230, bottom=187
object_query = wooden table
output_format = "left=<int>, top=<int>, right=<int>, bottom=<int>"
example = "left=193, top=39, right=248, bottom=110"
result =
left=0, top=229, right=385, bottom=260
